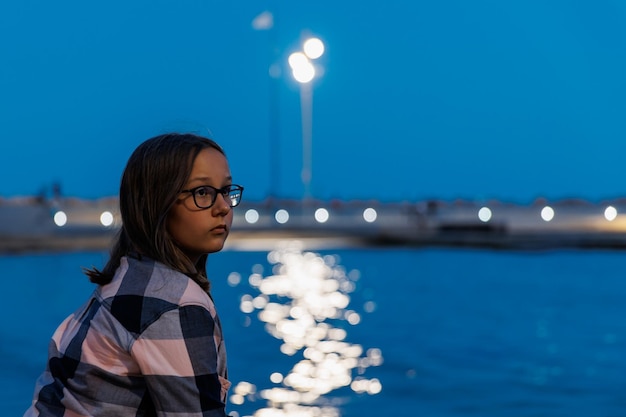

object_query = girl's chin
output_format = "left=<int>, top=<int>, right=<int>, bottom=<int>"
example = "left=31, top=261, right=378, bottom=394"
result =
left=205, top=238, right=228, bottom=253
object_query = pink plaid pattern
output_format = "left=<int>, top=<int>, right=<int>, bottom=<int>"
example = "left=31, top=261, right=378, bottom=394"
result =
left=24, top=256, right=229, bottom=417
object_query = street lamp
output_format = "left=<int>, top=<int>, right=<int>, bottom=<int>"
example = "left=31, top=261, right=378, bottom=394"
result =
left=288, top=36, right=325, bottom=200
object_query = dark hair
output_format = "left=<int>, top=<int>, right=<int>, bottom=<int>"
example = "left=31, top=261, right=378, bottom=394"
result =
left=84, top=133, right=225, bottom=292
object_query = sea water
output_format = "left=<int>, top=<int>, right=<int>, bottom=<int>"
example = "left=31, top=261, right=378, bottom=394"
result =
left=3, top=245, right=626, bottom=417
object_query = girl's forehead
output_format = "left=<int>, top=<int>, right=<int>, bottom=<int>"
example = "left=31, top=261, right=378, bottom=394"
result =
left=188, top=148, right=231, bottom=179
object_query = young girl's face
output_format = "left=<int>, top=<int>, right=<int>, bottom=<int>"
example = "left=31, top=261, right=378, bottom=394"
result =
left=167, top=147, right=234, bottom=262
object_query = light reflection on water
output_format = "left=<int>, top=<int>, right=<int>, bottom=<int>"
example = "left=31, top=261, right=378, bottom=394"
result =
left=227, top=241, right=383, bottom=417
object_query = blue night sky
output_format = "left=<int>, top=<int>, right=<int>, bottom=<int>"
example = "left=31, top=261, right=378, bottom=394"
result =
left=2, top=1, right=626, bottom=204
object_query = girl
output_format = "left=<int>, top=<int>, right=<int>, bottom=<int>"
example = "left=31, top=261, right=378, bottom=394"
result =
left=24, top=133, right=243, bottom=417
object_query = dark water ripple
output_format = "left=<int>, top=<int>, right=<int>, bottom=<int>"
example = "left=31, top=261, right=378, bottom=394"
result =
left=3, top=247, right=626, bottom=417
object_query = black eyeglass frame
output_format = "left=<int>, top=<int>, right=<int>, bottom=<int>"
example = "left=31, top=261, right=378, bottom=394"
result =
left=180, top=184, right=244, bottom=209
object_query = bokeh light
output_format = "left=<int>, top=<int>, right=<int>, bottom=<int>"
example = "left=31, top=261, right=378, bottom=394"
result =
left=227, top=272, right=241, bottom=286
left=314, top=208, right=329, bottom=223
left=478, top=206, right=492, bottom=222
left=604, top=205, right=617, bottom=221
left=99, top=211, right=114, bottom=226
left=245, top=209, right=260, bottom=224
left=303, top=37, right=325, bottom=59
left=541, top=206, right=555, bottom=222
left=288, top=52, right=308, bottom=69
left=230, top=244, right=383, bottom=415
left=363, top=208, right=377, bottom=223
left=292, top=62, right=315, bottom=84
left=288, top=52, right=315, bottom=84
left=275, top=209, right=290, bottom=224
left=53, top=211, right=67, bottom=227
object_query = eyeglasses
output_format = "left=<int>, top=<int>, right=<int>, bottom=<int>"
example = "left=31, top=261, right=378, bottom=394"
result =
left=181, top=184, right=244, bottom=209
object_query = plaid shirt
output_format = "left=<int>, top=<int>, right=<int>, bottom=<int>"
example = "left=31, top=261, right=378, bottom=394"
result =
left=24, top=255, right=230, bottom=417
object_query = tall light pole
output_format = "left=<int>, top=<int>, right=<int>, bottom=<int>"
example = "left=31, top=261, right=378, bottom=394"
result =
left=251, top=10, right=281, bottom=200
left=288, top=37, right=324, bottom=201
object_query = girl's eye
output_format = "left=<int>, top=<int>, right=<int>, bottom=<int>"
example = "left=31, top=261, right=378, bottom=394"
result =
left=196, top=187, right=209, bottom=197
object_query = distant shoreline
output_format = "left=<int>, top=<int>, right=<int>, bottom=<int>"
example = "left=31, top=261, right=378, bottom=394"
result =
left=3, top=196, right=626, bottom=253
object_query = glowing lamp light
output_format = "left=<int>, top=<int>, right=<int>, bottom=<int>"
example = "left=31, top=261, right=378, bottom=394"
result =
left=541, top=206, right=555, bottom=222
left=100, top=211, right=114, bottom=227
left=363, top=208, right=378, bottom=223
left=289, top=56, right=315, bottom=83
left=275, top=209, right=290, bottom=224
left=604, top=206, right=618, bottom=221
left=289, top=37, right=324, bottom=84
left=478, top=207, right=492, bottom=222
left=303, top=37, right=325, bottom=59
left=53, top=211, right=67, bottom=227
left=315, top=208, right=329, bottom=223
left=245, top=209, right=260, bottom=224
left=288, top=52, right=308, bottom=69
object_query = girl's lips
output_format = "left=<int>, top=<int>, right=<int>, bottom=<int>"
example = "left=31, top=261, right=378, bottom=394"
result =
left=212, top=225, right=227, bottom=233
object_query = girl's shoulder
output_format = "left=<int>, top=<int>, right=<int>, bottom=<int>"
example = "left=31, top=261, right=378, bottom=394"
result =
left=99, top=256, right=216, bottom=333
